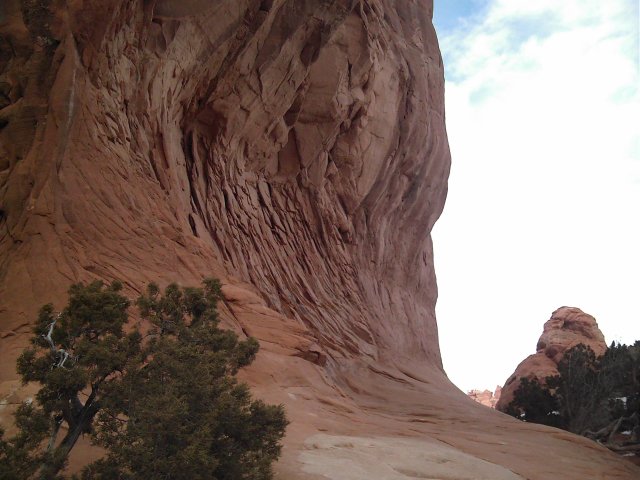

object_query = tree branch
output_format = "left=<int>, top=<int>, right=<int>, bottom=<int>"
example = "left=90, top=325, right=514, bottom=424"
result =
left=608, top=416, right=625, bottom=444
left=42, top=314, right=76, bottom=368
left=607, top=443, right=640, bottom=453
left=46, top=415, right=63, bottom=453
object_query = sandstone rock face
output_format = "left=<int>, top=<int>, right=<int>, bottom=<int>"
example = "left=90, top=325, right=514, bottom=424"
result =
left=0, top=2, right=638, bottom=478
left=496, top=307, right=608, bottom=411
left=468, top=385, right=502, bottom=409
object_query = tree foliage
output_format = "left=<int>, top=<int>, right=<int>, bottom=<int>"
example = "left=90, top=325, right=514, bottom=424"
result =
left=506, top=342, right=640, bottom=453
left=548, top=343, right=608, bottom=434
left=504, top=377, right=562, bottom=428
left=0, top=279, right=287, bottom=479
left=7, top=281, right=137, bottom=478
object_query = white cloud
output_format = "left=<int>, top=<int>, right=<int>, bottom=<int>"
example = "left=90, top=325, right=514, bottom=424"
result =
left=433, top=0, right=640, bottom=392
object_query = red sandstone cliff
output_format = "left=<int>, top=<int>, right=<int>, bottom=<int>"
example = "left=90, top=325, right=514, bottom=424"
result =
left=1, top=1, right=638, bottom=478
left=496, top=307, right=608, bottom=411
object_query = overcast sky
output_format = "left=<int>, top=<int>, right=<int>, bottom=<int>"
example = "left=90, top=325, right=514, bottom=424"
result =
left=432, top=0, right=640, bottom=393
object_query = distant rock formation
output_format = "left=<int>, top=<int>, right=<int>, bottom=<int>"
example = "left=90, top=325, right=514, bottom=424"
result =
left=496, top=307, right=607, bottom=411
left=468, top=386, right=502, bottom=408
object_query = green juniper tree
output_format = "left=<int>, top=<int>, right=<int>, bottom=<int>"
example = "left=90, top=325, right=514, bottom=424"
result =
left=84, top=280, right=287, bottom=480
left=547, top=344, right=607, bottom=434
left=9, top=281, right=139, bottom=478
left=0, top=279, right=287, bottom=479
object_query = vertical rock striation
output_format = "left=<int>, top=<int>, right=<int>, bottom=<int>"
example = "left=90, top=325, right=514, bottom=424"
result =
left=0, top=1, right=638, bottom=478
left=1, top=0, right=448, bottom=379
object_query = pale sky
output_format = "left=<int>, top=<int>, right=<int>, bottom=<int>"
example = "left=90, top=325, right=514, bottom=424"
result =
left=432, top=0, right=640, bottom=393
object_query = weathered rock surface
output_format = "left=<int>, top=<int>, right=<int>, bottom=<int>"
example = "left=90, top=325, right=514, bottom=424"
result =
left=0, top=1, right=638, bottom=478
left=468, top=385, right=502, bottom=408
left=496, top=307, right=608, bottom=411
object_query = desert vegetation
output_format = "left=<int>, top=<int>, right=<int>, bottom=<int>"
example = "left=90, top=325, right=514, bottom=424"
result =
left=0, top=279, right=287, bottom=479
left=506, top=342, right=640, bottom=455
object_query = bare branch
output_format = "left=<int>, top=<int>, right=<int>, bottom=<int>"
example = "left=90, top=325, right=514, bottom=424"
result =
left=42, top=315, right=59, bottom=351
left=608, top=416, right=625, bottom=444
left=42, top=314, right=76, bottom=369
left=58, top=350, right=70, bottom=368
left=607, top=443, right=640, bottom=453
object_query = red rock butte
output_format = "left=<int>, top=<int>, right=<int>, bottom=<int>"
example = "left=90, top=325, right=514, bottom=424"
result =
left=496, top=306, right=608, bottom=412
left=0, top=1, right=638, bottom=478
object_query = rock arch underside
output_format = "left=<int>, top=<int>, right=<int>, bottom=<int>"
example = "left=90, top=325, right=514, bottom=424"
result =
left=1, top=1, right=638, bottom=478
